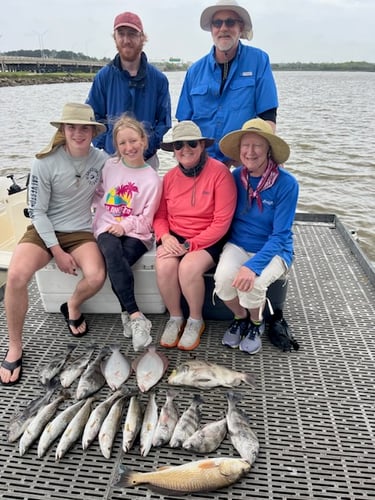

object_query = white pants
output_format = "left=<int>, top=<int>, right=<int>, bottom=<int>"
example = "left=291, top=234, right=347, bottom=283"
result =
left=214, top=242, right=288, bottom=310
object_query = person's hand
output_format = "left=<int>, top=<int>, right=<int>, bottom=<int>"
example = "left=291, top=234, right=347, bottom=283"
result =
left=54, top=251, right=78, bottom=275
left=232, top=265, right=256, bottom=292
left=106, top=223, right=124, bottom=237
left=160, top=234, right=185, bottom=256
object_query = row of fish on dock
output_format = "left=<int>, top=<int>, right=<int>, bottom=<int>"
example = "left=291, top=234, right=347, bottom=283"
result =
left=8, top=342, right=258, bottom=495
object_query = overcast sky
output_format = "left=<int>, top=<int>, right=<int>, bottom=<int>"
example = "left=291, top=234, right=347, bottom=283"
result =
left=1, top=0, right=374, bottom=63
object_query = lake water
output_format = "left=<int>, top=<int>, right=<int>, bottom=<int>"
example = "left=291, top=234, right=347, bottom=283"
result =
left=0, top=71, right=374, bottom=265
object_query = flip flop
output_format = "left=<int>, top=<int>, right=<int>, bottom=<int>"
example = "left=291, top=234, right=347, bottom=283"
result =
left=60, top=302, right=89, bottom=338
left=0, top=352, right=23, bottom=386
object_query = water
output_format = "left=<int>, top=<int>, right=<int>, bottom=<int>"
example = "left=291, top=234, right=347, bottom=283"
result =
left=0, top=71, right=374, bottom=265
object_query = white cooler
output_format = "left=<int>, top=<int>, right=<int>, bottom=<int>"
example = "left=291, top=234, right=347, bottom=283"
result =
left=35, top=247, right=165, bottom=314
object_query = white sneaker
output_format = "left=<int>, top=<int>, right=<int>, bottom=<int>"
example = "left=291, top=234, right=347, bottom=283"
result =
left=177, top=319, right=205, bottom=351
left=131, top=316, right=152, bottom=352
left=121, top=311, right=132, bottom=338
left=160, top=319, right=185, bottom=348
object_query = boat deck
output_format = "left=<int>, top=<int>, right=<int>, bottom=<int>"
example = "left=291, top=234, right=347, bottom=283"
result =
left=1, top=214, right=375, bottom=500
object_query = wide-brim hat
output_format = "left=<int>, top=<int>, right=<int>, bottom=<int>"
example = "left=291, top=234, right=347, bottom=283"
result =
left=200, top=0, right=253, bottom=40
left=161, top=121, right=215, bottom=152
left=50, top=102, right=106, bottom=137
left=219, top=118, right=290, bottom=164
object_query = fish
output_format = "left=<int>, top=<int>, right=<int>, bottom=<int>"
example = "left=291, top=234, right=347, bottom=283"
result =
left=8, top=379, right=60, bottom=443
left=114, top=457, right=251, bottom=496
left=55, top=396, right=96, bottom=461
left=132, top=345, right=169, bottom=393
left=139, top=392, right=158, bottom=457
left=76, top=347, right=109, bottom=400
left=168, top=359, right=255, bottom=390
left=39, top=344, right=76, bottom=385
left=19, top=390, right=70, bottom=456
left=59, top=344, right=97, bottom=388
left=82, top=388, right=127, bottom=450
left=122, top=395, right=143, bottom=453
left=101, top=344, right=132, bottom=391
left=37, top=399, right=86, bottom=458
left=152, top=389, right=179, bottom=447
left=98, top=395, right=127, bottom=459
left=226, top=391, right=259, bottom=466
left=182, top=417, right=227, bottom=453
left=169, top=394, right=203, bottom=448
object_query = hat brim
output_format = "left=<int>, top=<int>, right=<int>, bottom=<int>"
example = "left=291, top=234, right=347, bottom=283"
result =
left=219, top=129, right=290, bottom=165
left=161, top=138, right=215, bottom=152
left=114, top=22, right=142, bottom=32
left=200, top=4, right=253, bottom=40
left=50, top=120, right=106, bottom=138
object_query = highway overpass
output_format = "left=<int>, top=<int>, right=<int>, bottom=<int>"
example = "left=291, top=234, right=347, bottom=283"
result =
left=0, top=55, right=107, bottom=73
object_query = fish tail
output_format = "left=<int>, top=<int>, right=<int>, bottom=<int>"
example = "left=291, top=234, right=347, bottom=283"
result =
left=114, top=464, right=138, bottom=488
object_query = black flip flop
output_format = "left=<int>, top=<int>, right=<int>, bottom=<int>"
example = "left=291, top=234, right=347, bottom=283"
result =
left=60, top=302, right=89, bottom=338
left=0, top=352, right=23, bottom=386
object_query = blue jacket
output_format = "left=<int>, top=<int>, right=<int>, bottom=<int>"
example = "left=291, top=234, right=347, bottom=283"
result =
left=229, top=166, right=299, bottom=276
left=176, top=43, right=278, bottom=163
left=86, top=53, right=171, bottom=158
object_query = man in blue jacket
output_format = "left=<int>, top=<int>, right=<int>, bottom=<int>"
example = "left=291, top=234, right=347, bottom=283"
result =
left=176, top=0, right=278, bottom=166
left=86, top=11, right=171, bottom=170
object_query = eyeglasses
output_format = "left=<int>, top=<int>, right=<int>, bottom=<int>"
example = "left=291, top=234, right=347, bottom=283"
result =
left=173, top=140, right=199, bottom=150
left=211, top=18, right=243, bottom=29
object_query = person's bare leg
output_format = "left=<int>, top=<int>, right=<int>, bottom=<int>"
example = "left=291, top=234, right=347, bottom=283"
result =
left=155, top=255, right=183, bottom=317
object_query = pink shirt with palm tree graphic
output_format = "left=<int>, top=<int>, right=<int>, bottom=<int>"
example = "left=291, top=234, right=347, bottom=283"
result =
left=92, top=157, right=162, bottom=250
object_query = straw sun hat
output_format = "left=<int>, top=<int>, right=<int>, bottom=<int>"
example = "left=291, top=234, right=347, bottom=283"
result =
left=161, top=121, right=215, bottom=152
left=219, top=118, right=290, bottom=164
left=200, top=0, right=253, bottom=40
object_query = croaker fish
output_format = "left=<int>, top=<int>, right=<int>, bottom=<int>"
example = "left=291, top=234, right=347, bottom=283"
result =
left=226, top=391, right=259, bottom=466
left=99, top=395, right=127, bottom=459
left=60, top=344, right=96, bottom=388
left=132, top=345, right=169, bottom=393
left=122, top=395, right=143, bottom=453
left=140, top=392, right=158, bottom=457
left=169, top=394, right=203, bottom=448
left=182, top=417, right=227, bottom=453
left=55, top=396, right=96, bottom=461
left=37, top=399, right=86, bottom=458
left=39, top=344, right=76, bottom=385
left=101, top=344, right=132, bottom=391
left=114, top=457, right=251, bottom=496
left=82, top=388, right=127, bottom=450
left=76, top=347, right=109, bottom=400
left=19, top=390, right=70, bottom=456
left=168, top=359, right=255, bottom=390
left=152, top=389, right=179, bottom=447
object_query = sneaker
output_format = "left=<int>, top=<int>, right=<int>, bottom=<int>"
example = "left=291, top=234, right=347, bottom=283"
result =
left=160, top=319, right=186, bottom=348
left=121, top=311, right=132, bottom=338
left=177, top=319, right=205, bottom=351
left=222, top=316, right=249, bottom=348
left=239, top=321, right=265, bottom=355
left=131, top=316, right=152, bottom=352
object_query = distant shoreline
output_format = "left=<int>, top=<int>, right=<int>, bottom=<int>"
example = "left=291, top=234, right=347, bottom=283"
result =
left=0, top=73, right=95, bottom=88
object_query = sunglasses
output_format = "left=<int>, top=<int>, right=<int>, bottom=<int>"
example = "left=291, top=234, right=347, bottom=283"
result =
left=173, top=140, right=199, bottom=151
left=211, top=18, right=243, bottom=29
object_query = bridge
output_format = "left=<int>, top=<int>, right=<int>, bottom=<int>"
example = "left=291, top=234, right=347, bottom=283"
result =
left=0, top=55, right=107, bottom=73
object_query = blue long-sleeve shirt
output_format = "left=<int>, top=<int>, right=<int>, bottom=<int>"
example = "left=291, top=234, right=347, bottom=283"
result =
left=229, top=166, right=299, bottom=276
left=86, top=52, right=171, bottom=158
left=176, top=42, right=278, bottom=163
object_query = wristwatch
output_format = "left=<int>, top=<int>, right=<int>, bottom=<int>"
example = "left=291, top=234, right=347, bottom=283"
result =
left=183, top=240, right=190, bottom=251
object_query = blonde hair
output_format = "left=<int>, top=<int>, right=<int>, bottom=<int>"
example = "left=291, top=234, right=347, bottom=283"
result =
left=112, top=114, right=149, bottom=158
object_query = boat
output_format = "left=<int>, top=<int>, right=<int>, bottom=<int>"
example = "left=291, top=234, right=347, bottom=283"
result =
left=0, top=173, right=374, bottom=499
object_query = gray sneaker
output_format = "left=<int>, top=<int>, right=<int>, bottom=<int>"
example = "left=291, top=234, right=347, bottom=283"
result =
left=121, top=311, right=132, bottom=338
left=222, top=317, right=249, bottom=348
left=177, top=319, right=205, bottom=351
left=131, top=316, right=152, bottom=352
left=239, top=321, right=265, bottom=355
left=160, top=319, right=185, bottom=348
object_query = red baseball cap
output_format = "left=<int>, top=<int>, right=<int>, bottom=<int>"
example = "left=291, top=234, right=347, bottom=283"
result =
left=113, top=12, right=143, bottom=32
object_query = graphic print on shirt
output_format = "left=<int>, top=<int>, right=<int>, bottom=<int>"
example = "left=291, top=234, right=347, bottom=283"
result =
left=105, top=182, right=139, bottom=221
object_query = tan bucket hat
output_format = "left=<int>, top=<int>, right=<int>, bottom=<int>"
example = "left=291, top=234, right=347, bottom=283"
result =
left=219, top=118, right=290, bottom=164
left=161, top=121, right=215, bottom=152
left=200, top=0, right=253, bottom=40
left=50, top=102, right=106, bottom=137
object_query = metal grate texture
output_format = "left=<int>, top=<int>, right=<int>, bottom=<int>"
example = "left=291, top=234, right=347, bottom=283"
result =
left=1, top=217, right=375, bottom=500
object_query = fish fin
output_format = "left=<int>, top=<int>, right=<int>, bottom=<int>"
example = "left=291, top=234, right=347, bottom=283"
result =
left=242, top=372, right=256, bottom=387
left=147, top=484, right=185, bottom=496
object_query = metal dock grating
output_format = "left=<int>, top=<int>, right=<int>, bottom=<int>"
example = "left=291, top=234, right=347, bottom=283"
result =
left=1, top=214, right=375, bottom=500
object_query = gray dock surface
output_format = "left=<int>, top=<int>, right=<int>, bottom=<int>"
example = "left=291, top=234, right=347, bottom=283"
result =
left=1, top=214, right=374, bottom=500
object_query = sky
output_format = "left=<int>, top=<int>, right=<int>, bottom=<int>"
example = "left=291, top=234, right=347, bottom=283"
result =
left=1, top=0, right=374, bottom=64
